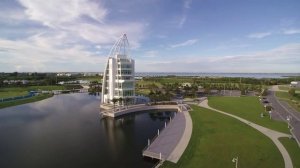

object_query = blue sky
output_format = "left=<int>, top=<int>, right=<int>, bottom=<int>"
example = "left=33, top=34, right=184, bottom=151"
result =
left=0, top=0, right=300, bottom=72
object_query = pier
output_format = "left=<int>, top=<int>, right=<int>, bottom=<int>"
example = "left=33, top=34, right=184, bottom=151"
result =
left=142, top=104, right=192, bottom=163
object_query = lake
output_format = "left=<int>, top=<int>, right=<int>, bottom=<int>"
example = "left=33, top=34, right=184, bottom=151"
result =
left=0, top=93, right=174, bottom=168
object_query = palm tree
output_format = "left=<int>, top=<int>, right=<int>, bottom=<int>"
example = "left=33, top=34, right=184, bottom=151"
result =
left=124, top=97, right=130, bottom=108
left=118, top=97, right=123, bottom=106
left=112, top=98, right=118, bottom=112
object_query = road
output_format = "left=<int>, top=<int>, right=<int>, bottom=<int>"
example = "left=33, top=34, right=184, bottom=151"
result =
left=267, top=86, right=300, bottom=146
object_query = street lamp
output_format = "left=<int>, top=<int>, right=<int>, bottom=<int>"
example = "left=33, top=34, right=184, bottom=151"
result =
left=232, top=156, right=238, bottom=168
left=264, top=105, right=267, bottom=112
left=287, top=115, right=292, bottom=129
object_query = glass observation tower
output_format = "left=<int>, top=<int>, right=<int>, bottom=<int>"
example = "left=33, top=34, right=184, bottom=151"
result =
left=101, top=34, right=135, bottom=104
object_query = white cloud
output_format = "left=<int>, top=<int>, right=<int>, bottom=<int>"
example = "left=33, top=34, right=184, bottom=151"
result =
left=18, top=0, right=107, bottom=27
left=0, top=38, right=106, bottom=72
left=143, top=50, right=158, bottom=58
left=283, top=28, right=300, bottom=35
left=178, top=15, right=187, bottom=28
left=17, top=0, right=146, bottom=46
left=171, top=39, right=198, bottom=48
left=184, top=0, right=193, bottom=9
left=0, top=0, right=148, bottom=72
left=137, top=43, right=300, bottom=73
left=247, top=32, right=272, bottom=39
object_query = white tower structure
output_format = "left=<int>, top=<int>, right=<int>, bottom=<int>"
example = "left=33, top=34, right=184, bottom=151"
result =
left=101, top=34, right=135, bottom=104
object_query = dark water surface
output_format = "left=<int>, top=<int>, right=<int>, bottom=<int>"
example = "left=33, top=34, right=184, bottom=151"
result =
left=0, top=93, right=173, bottom=168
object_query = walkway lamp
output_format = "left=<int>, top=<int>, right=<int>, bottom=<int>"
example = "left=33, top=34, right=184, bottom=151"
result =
left=287, top=115, right=292, bottom=128
left=232, top=156, right=238, bottom=168
left=269, top=111, right=272, bottom=120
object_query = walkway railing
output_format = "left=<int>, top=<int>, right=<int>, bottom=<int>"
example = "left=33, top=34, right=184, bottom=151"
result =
left=142, top=112, right=178, bottom=160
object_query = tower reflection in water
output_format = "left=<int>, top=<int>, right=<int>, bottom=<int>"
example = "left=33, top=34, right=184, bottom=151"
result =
left=100, top=110, right=175, bottom=165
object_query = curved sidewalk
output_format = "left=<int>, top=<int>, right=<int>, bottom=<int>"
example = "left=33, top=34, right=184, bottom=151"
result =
left=167, top=110, right=192, bottom=163
left=199, top=100, right=293, bottom=168
left=142, top=106, right=192, bottom=163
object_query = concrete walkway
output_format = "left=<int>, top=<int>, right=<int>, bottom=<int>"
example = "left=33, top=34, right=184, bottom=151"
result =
left=199, top=100, right=293, bottom=168
left=167, top=110, right=193, bottom=162
left=142, top=105, right=192, bottom=163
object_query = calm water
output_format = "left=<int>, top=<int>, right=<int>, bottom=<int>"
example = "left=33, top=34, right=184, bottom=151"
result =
left=0, top=93, right=174, bottom=168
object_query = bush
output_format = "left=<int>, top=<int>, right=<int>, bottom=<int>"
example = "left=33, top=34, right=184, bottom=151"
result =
left=288, top=88, right=296, bottom=96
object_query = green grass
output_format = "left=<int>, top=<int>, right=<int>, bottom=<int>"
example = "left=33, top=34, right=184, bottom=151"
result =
left=0, top=91, right=28, bottom=98
left=0, top=94, right=53, bottom=109
left=137, top=80, right=163, bottom=88
left=77, top=76, right=101, bottom=82
left=279, top=137, right=300, bottom=168
left=276, top=91, right=300, bottom=112
left=278, top=85, right=300, bottom=91
left=136, top=89, right=151, bottom=95
left=208, top=96, right=289, bottom=134
left=161, top=105, right=284, bottom=168
left=27, top=85, right=65, bottom=91
left=0, top=86, right=65, bottom=99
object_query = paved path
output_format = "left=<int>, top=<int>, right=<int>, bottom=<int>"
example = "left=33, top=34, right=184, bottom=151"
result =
left=199, top=100, right=293, bottom=168
left=167, top=109, right=192, bottom=162
left=142, top=105, right=192, bottom=163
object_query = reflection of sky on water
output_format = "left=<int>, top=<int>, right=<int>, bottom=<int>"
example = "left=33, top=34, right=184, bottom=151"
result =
left=0, top=93, right=172, bottom=168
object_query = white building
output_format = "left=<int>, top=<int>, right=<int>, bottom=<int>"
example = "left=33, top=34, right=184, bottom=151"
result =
left=291, top=81, right=300, bottom=88
left=101, top=34, right=135, bottom=104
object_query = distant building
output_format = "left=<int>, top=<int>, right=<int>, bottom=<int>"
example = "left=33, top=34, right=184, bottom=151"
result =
left=101, top=34, right=135, bottom=104
left=57, top=73, right=71, bottom=77
left=135, top=76, right=143, bottom=80
left=291, top=81, right=300, bottom=88
left=182, top=82, right=192, bottom=87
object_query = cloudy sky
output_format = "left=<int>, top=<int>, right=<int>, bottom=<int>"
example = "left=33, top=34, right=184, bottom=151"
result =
left=0, top=0, right=300, bottom=72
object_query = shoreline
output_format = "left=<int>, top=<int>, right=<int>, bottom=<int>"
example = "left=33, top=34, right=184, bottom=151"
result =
left=0, top=94, right=53, bottom=109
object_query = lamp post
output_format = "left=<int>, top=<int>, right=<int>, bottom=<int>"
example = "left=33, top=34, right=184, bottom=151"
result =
left=287, top=115, right=291, bottom=128
left=269, top=111, right=272, bottom=120
left=232, top=156, right=238, bottom=168
left=264, top=105, right=267, bottom=112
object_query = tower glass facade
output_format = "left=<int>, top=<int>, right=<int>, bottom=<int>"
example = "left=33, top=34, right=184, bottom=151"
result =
left=101, top=34, right=135, bottom=104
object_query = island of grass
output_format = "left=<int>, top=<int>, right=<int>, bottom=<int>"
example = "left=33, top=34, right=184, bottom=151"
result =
left=208, top=96, right=289, bottom=134
left=0, top=93, right=53, bottom=109
left=0, top=85, right=66, bottom=109
left=161, top=105, right=284, bottom=168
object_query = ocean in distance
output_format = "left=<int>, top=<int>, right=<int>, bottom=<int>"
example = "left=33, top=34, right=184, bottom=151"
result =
left=135, top=72, right=300, bottom=79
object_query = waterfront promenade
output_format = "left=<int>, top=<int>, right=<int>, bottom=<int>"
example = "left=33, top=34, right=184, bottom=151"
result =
left=142, top=104, right=192, bottom=163
left=100, top=104, right=180, bottom=118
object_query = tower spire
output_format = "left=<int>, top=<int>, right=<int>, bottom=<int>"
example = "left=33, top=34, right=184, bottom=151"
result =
left=109, top=34, right=130, bottom=58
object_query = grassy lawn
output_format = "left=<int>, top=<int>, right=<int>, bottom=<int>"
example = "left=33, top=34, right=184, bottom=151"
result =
left=0, top=91, right=28, bottom=98
left=278, top=85, right=300, bottom=91
left=0, top=94, right=53, bottom=109
left=136, top=80, right=163, bottom=88
left=27, top=85, right=65, bottom=91
left=279, top=137, right=300, bottom=168
left=77, top=76, right=101, bottom=82
left=276, top=91, right=300, bottom=112
left=208, top=96, right=289, bottom=134
left=136, top=89, right=151, bottom=95
left=0, top=86, right=65, bottom=99
left=161, top=105, right=284, bottom=168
